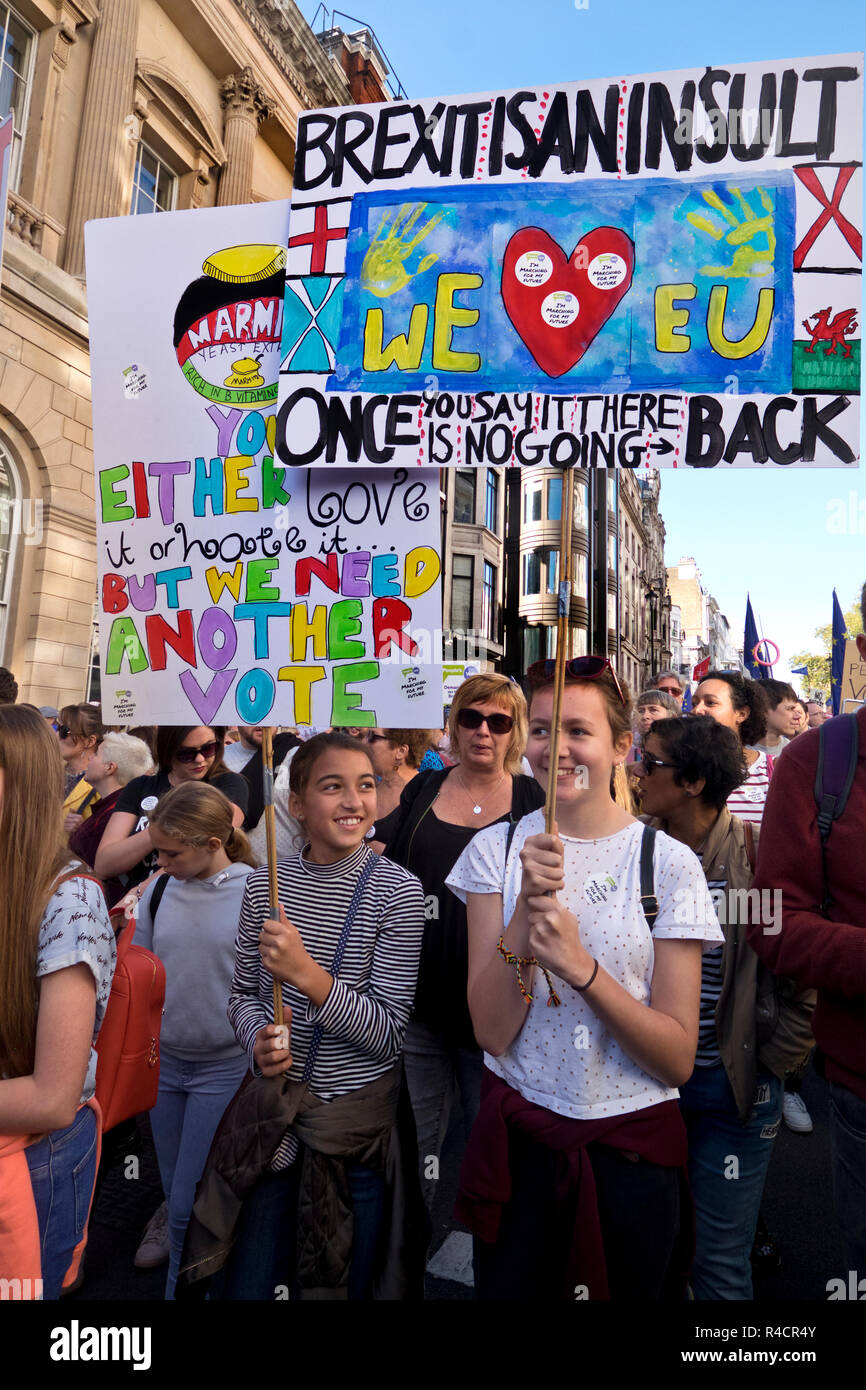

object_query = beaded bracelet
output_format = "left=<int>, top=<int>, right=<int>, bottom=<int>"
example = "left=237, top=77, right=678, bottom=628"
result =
left=497, top=936, right=562, bottom=1007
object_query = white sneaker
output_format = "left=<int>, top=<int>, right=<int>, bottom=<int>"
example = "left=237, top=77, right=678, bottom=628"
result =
left=134, top=1200, right=169, bottom=1268
left=782, top=1092, right=813, bottom=1134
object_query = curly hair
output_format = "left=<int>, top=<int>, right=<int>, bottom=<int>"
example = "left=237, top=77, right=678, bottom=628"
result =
left=381, top=728, right=432, bottom=769
left=648, top=715, right=749, bottom=811
left=696, top=670, right=768, bottom=747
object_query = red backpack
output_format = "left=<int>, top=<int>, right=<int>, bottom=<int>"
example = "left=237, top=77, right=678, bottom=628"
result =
left=94, top=910, right=166, bottom=1133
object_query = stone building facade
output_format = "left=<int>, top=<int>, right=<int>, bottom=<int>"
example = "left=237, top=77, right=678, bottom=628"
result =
left=0, top=0, right=367, bottom=708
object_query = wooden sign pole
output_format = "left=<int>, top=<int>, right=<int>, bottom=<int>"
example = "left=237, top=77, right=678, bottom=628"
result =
left=261, top=726, right=284, bottom=1027
left=544, top=466, right=575, bottom=834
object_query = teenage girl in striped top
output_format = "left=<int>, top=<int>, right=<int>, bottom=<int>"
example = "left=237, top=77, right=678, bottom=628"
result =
left=217, top=732, right=426, bottom=1299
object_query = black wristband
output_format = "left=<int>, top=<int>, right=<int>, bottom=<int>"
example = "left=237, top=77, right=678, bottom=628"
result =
left=572, top=957, right=599, bottom=992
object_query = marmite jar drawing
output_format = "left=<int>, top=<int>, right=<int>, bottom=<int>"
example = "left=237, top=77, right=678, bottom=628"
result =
left=173, top=243, right=286, bottom=408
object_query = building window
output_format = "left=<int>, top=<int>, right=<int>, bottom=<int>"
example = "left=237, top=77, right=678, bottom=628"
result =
left=546, top=549, right=559, bottom=595
left=522, top=549, right=541, bottom=595
left=131, top=140, right=178, bottom=215
left=453, top=470, right=475, bottom=524
left=484, top=469, right=498, bottom=532
left=0, top=441, right=20, bottom=657
left=573, top=484, right=587, bottom=529
left=573, top=553, right=587, bottom=598
left=0, top=4, right=33, bottom=190
left=451, top=553, right=473, bottom=630
left=481, top=561, right=496, bottom=640
left=523, top=481, right=543, bottom=523
left=547, top=475, right=562, bottom=522
left=523, top=548, right=559, bottom=597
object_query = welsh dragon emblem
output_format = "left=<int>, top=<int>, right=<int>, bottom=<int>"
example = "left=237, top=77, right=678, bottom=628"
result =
left=802, top=307, right=858, bottom=357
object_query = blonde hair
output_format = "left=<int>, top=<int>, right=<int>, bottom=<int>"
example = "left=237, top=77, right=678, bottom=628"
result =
left=148, top=782, right=257, bottom=867
left=0, top=705, right=70, bottom=1076
left=99, top=731, right=155, bottom=785
left=447, top=673, right=528, bottom=777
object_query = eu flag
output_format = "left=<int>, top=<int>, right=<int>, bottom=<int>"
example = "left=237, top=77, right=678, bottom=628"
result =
left=744, top=596, right=765, bottom=680
left=830, top=590, right=848, bottom=716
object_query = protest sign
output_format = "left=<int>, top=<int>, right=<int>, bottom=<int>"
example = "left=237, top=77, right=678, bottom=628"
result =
left=839, top=638, right=866, bottom=708
left=86, top=203, right=443, bottom=729
left=276, top=53, right=862, bottom=469
left=443, top=661, right=481, bottom=708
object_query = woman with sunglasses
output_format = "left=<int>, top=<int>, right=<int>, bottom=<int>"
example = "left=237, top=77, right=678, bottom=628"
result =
left=691, top=672, right=772, bottom=825
left=446, top=657, right=723, bottom=1301
left=365, top=728, right=431, bottom=821
left=95, top=726, right=249, bottom=894
left=373, top=674, right=543, bottom=1212
left=635, top=715, right=814, bottom=1299
left=57, top=704, right=105, bottom=842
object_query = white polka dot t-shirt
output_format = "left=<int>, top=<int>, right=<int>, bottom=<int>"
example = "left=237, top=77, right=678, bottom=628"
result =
left=447, top=812, right=724, bottom=1121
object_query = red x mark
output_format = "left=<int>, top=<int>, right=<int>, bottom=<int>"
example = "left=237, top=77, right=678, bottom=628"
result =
left=288, top=204, right=347, bottom=274
left=794, top=166, right=862, bottom=269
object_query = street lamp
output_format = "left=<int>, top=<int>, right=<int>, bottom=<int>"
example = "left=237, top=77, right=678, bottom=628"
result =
left=644, top=577, right=665, bottom=682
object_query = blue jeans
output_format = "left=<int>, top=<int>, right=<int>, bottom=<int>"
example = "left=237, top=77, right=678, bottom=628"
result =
left=828, top=1080, right=866, bottom=1273
left=678, top=1064, right=782, bottom=1300
left=25, top=1104, right=98, bottom=1300
left=403, top=1019, right=483, bottom=1211
left=149, top=1048, right=249, bottom=1299
left=216, top=1159, right=385, bottom=1300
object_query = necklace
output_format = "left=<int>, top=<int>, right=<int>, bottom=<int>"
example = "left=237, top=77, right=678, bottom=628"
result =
left=458, top=770, right=506, bottom=815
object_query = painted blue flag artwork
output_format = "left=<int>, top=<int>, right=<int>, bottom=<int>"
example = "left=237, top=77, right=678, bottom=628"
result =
left=331, top=176, right=794, bottom=396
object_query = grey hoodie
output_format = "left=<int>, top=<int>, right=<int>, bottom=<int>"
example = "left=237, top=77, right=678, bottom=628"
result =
left=133, top=862, right=253, bottom=1061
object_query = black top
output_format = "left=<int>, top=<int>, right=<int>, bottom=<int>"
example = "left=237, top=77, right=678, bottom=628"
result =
left=238, top=731, right=302, bottom=830
left=114, top=768, right=250, bottom=888
left=375, top=768, right=544, bottom=1047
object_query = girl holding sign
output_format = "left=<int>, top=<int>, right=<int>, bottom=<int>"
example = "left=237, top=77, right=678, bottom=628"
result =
left=182, top=732, right=427, bottom=1299
left=447, top=659, right=723, bottom=1300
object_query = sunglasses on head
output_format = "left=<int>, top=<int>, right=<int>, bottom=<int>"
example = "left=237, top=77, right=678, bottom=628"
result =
left=527, top=655, right=627, bottom=706
left=456, top=708, right=514, bottom=735
left=640, top=752, right=680, bottom=776
left=175, top=739, right=218, bottom=764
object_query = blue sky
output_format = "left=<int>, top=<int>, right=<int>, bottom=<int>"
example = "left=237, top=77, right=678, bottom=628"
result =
left=299, top=0, right=865, bottom=683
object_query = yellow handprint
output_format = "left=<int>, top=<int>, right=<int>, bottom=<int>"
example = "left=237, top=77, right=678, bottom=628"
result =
left=361, top=203, right=443, bottom=298
left=687, top=186, right=776, bottom=278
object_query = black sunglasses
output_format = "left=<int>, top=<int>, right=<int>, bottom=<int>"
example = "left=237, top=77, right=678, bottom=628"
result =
left=456, top=708, right=515, bottom=735
left=365, top=733, right=391, bottom=744
left=175, top=740, right=218, bottom=764
left=57, top=723, right=71, bottom=739
left=527, top=655, right=627, bottom=706
left=640, top=752, right=680, bottom=776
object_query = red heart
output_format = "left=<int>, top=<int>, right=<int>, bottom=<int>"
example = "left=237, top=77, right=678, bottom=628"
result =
left=501, top=226, right=634, bottom=376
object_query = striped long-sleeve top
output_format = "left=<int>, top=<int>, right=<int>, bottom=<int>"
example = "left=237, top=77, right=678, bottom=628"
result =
left=227, top=841, right=424, bottom=1170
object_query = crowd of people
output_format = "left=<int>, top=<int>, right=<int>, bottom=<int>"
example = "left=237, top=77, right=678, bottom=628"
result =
left=0, top=593, right=863, bottom=1301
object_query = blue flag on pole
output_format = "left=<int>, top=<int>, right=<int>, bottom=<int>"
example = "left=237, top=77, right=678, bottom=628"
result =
left=681, top=685, right=693, bottom=713
left=744, top=596, right=764, bottom=680
left=790, top=665, right=808, bottom=676
left=831, top=590, right=848, bottom=716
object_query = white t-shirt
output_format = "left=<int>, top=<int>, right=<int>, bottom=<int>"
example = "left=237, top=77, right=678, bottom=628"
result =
left=446, top=811, right=723, bottom=1122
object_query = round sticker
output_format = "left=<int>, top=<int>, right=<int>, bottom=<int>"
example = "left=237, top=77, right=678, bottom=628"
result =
left=514, top=251, right=553, bottom=286
left=587, top=253, right=628, bottom=290
left=583, top=873, right=618, bottom=906
left=541, top=291, right=579, bottom=328
left=141, top=797, right=159, bottom=814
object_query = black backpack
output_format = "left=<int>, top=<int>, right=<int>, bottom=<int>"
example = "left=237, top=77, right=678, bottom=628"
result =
left=813, top=712, right=859, bottom=914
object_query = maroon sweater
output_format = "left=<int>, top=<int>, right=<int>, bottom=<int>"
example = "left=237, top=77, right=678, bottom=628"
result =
left=749, top=706, right=866, bottom=1101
